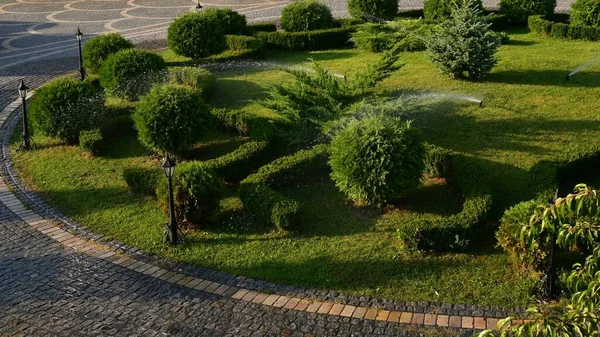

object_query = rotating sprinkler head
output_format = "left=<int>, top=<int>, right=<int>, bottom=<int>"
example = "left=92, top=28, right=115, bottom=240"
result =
left=479, top=100, right=484, bottom=108
left=566, top=73, right=570, bottom=81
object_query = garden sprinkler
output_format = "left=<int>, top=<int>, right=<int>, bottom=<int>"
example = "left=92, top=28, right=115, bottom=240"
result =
left=566, top=73, right=571, bottom=81
left=479, top=100, right=484, bottom=108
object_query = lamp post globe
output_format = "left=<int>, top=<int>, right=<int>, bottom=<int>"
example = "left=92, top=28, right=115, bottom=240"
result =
left=18, top=80, right=31, bottom=151
left=162, top=154, right=180, bottom=245
left=75, top=28, right=85, bottom=81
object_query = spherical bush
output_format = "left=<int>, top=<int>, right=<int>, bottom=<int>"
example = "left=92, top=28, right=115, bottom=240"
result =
left=133, top=84, right=210, bottom=155
left=499, top=0, right=556, bottom=22
left=348, top=0, right=399, bottom=21
left=202, top=8, right=247, bottom=34
left=571, top=0, right=600, bottom=27
left=329, top=116, right=425, bottom=205
left=280, top=0, right=335, bottom=32
left=99, top=49, right=166, bottom=100
left=29, top=77, right=105, bottom=145
left=424, top=0, right=484, bottom=19
left=157, top=162, right=222, bottom=226
left=82, top=33, right=133, bottom=74
left=168, top=12, right=226, bottom=59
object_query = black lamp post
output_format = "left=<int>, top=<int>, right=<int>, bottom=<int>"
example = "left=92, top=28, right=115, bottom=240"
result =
left=18, top=80, right=31, bottom=151
left=195, top=0, right=203, bottom=12
left=544, top=188, right=559, bottom=298
left=76, top=28, right=85, bottom=81
left=162, top=154, right=180, bottom=245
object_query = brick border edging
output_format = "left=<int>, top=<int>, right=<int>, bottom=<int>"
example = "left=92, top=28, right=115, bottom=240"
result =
left=0, top=96, right=523, bottom=332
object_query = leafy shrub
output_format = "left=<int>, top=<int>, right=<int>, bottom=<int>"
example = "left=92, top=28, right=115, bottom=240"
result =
left=225, top=35, right=265, bottom=52
left=168, top=67, right=215, bottom=100
left=529, top=14, right=600, bottom=40
left=79, top=129, right=103, bottom=155
left=348, top=0, right=399, bottom=20
left=204, top=140, right=271, bottom=181
left=255, top=27, right=354, bottom=51
left=499, top=0, right=556, bottom=22
left=134, top=84, right=210, bottom=155
left=423, top=143, right=453, bottom=178
left=330, top=116, right=425, bottom=205
left=99, top=49, right=166, bottom=100
left=280, top=0, right=335, bottom=32
left=83, top=33, right=133, bottom=74
left=29, top=77, right=105, bottom=144
left=424, top=0, right=484, bottom=20
left=550, top=22, right=569, bottom=38
left=571, top=0, right=600, bottom=27
left=427, top=0, right=501, bottom=80
left=156, top=162, right=222, bottom=226
left=528, top=15, right=553, bottom=34
left=202, top=8, right=247, bottom=34
left=351, top=20, right=435, bottom=53
left=167, top=12, right=226, bottom=59
left=123, top=167, right=161, bottom=196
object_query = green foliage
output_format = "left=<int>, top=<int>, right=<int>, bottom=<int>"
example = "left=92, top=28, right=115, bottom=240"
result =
left=351, top=19, right=435, bottom=53
left=528, top=15, right=554, bottom=35
left=29, top=77, right=105, bottom=145
left=499, top=0, right=557, bottom=22
left=201, top=8, right=247, bottom=35
left=550, top=22, right=570, bottom=38
left=239, top=144, right=330, bottom=230
left=329, top=116, right=425, bottom=205
left=225, top=35, right=265, bottom=53
left=99, top=49, right=166, bottom=100
left=528, top=14, right=600, bottom=41
left=133, top=84, right=210, bottom=155
left=156, top=162, right=222, bottom=226
left=122, top=167, right=161, bottom=196
left=427, top=0, right=501, bottom=80
left=424, top=0, right=483, bottom=20
left=204, top=140, right=272, bottom=181
left=423, top=143, right=453, bottom=178
left=280, top=0, right=335, bottom=32
left=571, top=0, right=600, bottom=27
left=248, top=23, right=277, bottom=33
left=78, top=129, right=103, bottom=155
left=83, top=33, right=133, bottom=74
left=167, top=12, right=226, bottom=59
left=348, top=0, right=399, bottom=20
left=168, top=66, right=215, bottom=100
left=254, top=27, right=355, bottom=51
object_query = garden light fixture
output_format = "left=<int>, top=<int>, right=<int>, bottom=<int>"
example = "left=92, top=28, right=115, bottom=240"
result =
left=18, top=80, right=31, bottom=150
left=76, top=28, right=86, bottom=81
left=162, top=154, right=180, bottom=245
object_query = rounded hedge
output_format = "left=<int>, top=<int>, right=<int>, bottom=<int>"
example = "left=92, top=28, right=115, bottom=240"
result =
left=133, top=84, right=210, bottom=155
left=99, top=48, right=166, bottom=100
left=570, top=0, right=600, bottom=27
left=424, top=0, right=484, bottom=19
left=157, top=162, right=222, bottom=226
left=83, top=33, right=133, bottom=74
left=329, top=116, right=425, bottom=205
left=280, top=0, right=335, bottom=32
left=348, top=0, right=399, bottom=21
left=168, top=12, right=226, bottom=59
left=499, top=0, right=556, bottom=22
left=202, top=8, right=247, bottom=34
left=29, top=77, right=105, bottom=145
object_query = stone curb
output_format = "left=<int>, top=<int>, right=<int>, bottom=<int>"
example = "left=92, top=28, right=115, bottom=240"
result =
left=0, top=92, right=522, bottom=334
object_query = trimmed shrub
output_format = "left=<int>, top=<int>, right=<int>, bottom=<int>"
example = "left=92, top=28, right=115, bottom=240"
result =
left=29, top=77, right=105, bottom=144
left=123, top=167, right=161, bottom=196
left=167, top=12, right=226, bottom=59
left=79, top=129, right=103, bottom=155
left=550, top=22, right=569, bottom=38
left=348, top=0, right=399, bottom=20
left=427, top=0, right=501, bottom=80
left=83, top=33, right=133, bottom=74
left=424, top=0, right=484, bottom=20
left=528, top=15, right=553, bottom=35
left=134, top=84, right=210, bottom=155
left=571, top=0, right=600, bottom=27
left=568, top=23, right=600, bottom=40
left=528, top=14, right=600, bottom=40
left=99, top=49, right=166, bottom=100
left=202, top=8, right=247, bottom=35
left=499, top=0, right=556, bottom=22
left=255, top=27, right=355, bottom=51
left=280, top=0, right=335, bottom=32
left=423, top=143, right=453, bottom=178
left=225, top=35, right=265, bottom=53
left=204, top=140, right=271, bottom=181
left=156, top=162, right=222, bottom=226
left=248, top=23, right=277, bottom=33
left=330, top=116, right=425, bottom=205
left=168, top=66, right=215, bottom=100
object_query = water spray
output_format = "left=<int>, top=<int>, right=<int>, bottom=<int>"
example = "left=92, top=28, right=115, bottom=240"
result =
left=566, top=53, right=600, bottom=80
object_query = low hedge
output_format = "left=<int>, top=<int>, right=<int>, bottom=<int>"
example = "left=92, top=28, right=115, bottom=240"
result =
left=123, top=167, right=161, bottom=196
left=79, top=129, right=103, bottom=156
left=255, top=27, right=355, bottom=51
left=225, top=35, right=265, bottom=54
left=204, top=140, right=271, bottom=181
left=210, top=108, right=281, bottom=141
left=168, top=66, right=215, bottom=100
left=528, top=14, right=600, bottom=41
left=248, top=23, right=277, bottom=33
left=423, top=142, right=453, bottom=178
left=239, top=144, right=330, bottom=230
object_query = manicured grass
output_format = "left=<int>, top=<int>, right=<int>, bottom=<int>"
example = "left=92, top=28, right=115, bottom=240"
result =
left=14, top=28, right=600, bottom=307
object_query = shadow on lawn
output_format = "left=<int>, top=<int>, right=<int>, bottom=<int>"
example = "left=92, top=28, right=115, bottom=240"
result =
left=212, top=78, right=267, bottom=109
left=38, top=187, right=141, bottom=217
left=487, top=69, right=600, bottom=87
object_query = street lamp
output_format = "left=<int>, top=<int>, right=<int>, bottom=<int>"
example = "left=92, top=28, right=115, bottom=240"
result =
left=162, top=154, right=180, bottom=245
left=18, top=80, right=31, bottom=150
left=195, top=0, right=203, bottom=12
left=75, top=28, right=86, bottom=81
left=544, top=188, right=560, bottom=298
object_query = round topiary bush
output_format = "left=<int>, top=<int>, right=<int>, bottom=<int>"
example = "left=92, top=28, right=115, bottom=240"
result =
left=157, top=162, right=222, bottom=226
left=133, top=84, right=210, bottom=155
left=83, top=33, right=133, bottom=74
left=99, top=48, right=166, bottom=100
left=29, top=77, right=105, bottom=145
left=167, top=12, right=226, bottom=59
left=499, top=0, right=556, bottom=22
left=348, top=0, right=399, bottom=21
left=329, top=116, right=425, bottom=205
left=570, top=0, right=600, bottom=27
left=280, top=0, right=335, bottom=32
left=202, top=8, right=247, bottom=34
left=424, top=0, right=484, bottom=20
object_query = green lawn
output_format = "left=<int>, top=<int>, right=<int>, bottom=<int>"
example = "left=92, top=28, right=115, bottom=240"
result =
left=12, top=28, right=600, bottom=307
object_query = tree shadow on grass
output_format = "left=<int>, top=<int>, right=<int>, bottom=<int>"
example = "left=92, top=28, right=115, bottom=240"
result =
left=211, top=78, right=268, bottom=109
left=101, top=133, right=152, bottom=160
left=487, top=69, right=600, bottom=87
